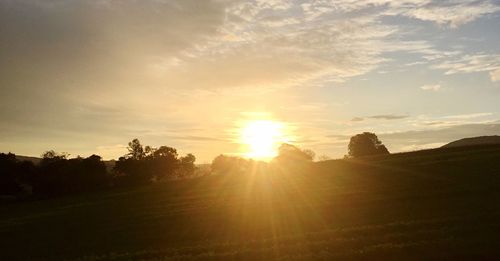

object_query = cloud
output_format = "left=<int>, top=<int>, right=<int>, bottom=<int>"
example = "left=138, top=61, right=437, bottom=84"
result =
left=431, top=53, right=500, bottom=76
left=196, top=3, right=400, bottom=85
left=422, top=121, right=446, bottom=126
left=444, top=112, right=493, bottom=119
left=369, top=114, right=409, bottom=120
left=0, top=0, right=227, bottom=129
left=350, top=114, right=409, bottom=122
left=0, top=0, right=225, bottom=81
left=420, top=84, right=441, bottom=91
left=2, top=0, right=497, bottom=98
left=0, top=0, right=406, bottom=101
left=404, top=1, right=500, bottom=28
left=322, top=0, right=500, bottom=28
left=491, top=69, right=500, bottom=82
left=408, top=113, right=497, bottom=128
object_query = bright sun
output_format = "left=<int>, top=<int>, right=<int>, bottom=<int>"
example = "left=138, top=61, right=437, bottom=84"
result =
left=240, top=120, right=285, bottom=159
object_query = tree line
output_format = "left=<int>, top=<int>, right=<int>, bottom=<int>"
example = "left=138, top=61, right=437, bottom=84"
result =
left=1, top=132, right=389, bottom=199
left=211, top=132, right=389, bottom=174
left=0, top=139, right=197, bottom=199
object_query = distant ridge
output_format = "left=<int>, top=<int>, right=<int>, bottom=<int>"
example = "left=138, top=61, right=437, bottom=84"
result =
left=15, top=155, right=42, bottom=165
left=442, top=135, right=500, bottom=148
left=14, top=155, right=115, bottom=170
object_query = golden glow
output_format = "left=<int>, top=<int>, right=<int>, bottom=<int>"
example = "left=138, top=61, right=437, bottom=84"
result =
left=240, top=120, right=285, bottom=159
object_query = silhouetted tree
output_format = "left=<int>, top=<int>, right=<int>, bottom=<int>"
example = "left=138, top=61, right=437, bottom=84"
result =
left=177, top=153, right=196, bottom=177
left=79, top=155, right=108, bottom=190
left=0, top=153, right=24, bottom=195
left=35, top=151, right=108, bottom=196
left=151, top=146, right=179, bottom=180
left=114, top=139, right=193, bottom=185
left=347, top=132, right=389, bottom=158
left=114, top=139, right=153, bottom=185
left=114, top=156, right=152, bottom=186
left=211, top=155, right=230, bottom=174
left=127, top=139, right=145, bottom=160
left=211, top=155, right=250, bottom=174
left=40, top=150, right=68, bottom=165
left=274, top=143, right=314, bottom=163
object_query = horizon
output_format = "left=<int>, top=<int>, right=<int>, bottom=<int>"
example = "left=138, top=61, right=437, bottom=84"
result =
left=9, top=133, right=500, bottom=164
left=1, top=0, right=500, bottom=162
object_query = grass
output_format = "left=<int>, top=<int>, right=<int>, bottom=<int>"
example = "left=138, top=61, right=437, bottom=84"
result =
left=2, top=145, right=500, bottom=260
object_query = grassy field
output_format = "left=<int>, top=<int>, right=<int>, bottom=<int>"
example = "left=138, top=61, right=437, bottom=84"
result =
left=2, top=145, right=500, bottom=260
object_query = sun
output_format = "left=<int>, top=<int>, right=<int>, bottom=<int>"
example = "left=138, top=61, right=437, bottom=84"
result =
left=240, top=120, right=285, bottom=159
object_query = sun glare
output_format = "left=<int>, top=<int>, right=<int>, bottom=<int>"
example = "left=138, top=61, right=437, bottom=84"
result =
left=240, top=120, right=285, bottom=159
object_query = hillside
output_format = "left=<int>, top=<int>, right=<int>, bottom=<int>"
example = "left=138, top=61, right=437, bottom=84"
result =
left=442, top=135, right=500, bottom=148
left=2, top=145, right=500, bottom=260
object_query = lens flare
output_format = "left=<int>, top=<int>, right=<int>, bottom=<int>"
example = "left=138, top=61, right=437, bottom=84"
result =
left=240, top=120, right=285, bottom=159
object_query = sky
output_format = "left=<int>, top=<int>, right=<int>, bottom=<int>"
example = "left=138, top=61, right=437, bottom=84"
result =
left=1, top=0, right=500, bottom=162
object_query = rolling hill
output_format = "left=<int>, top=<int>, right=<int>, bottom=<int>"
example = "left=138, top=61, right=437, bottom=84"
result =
left=2, top=145, right=500, bottom=260
left=442, top=135, right=500, bottom=148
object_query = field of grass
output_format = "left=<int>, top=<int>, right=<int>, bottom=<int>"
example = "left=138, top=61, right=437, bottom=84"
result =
left=2, top=145, right=500, bottom=260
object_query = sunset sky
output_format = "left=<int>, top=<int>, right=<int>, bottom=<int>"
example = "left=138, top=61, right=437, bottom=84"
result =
left=1, top=0, right=500, bottom=162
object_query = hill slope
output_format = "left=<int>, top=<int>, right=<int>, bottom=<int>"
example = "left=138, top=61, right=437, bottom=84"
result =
left=442, top=135, right=500, bottom=148
left=2, top=145, right=500, bottom=260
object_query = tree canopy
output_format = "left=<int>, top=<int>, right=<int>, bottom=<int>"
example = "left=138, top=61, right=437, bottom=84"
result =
left=347, top=132, right=389, bottom=158
left=114, top=139, right=196, bottom=185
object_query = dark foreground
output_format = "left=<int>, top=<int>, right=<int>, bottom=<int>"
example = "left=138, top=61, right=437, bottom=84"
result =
left=2, top=145, right=500, bottom=260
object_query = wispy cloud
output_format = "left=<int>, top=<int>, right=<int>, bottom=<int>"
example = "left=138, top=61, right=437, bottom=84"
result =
left=403, top=1, right=500, bottom=28
left=420, top=84, right=441, bottom=91
left=351, top=114, right=409, bottom=122
left=431, top=53, right=500, bottom=78
left=444, top=112, right=493, bottom=120
left=369, top=114, right=409, bottom=120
